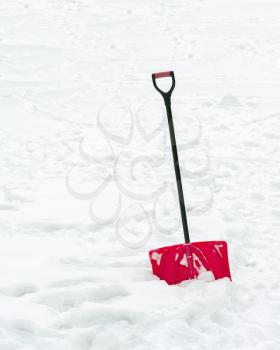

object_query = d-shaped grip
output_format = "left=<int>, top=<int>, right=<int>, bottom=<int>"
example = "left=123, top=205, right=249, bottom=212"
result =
left=152, top=71, right=175, bottom=103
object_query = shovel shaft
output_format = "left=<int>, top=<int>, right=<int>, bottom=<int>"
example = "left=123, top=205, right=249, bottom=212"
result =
left=165, top=103, right=190, bottom=243
left=152, top=71, right=190, bottom=243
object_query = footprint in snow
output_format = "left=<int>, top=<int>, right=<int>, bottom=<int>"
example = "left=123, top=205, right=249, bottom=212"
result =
left=50, top=276, right=98, bottom=288
left=32, top=284, right=130, bottom=312
left=90, top=332, right=120, bottom=350
left=0, top=283, right=38, bottom=297
left=58, top=305, right=143, bottom=329
left=210, top=310, right=234, bottom=328
left=0, top=203, right=18, bottom=211
left=218, top=94, right=241, bottom=108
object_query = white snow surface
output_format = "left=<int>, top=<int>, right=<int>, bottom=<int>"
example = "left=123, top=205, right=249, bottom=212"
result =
left=1, top=1, right=280, bottom=349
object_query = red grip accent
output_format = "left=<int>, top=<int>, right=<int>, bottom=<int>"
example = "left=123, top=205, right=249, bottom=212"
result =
left=154, top=71, right=172, bottom=79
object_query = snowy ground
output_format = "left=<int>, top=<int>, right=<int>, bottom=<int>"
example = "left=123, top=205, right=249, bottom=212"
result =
left=1, top=1, right=280, bottom=349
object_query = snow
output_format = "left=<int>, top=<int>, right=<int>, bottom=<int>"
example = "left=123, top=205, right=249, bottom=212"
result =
left=1, top=0, right=280, bottom=349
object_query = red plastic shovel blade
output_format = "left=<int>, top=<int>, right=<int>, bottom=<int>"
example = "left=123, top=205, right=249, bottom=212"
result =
left=149, top=241, right=231, bottom=285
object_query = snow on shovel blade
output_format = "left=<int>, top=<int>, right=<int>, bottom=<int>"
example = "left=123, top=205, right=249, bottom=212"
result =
left=149, top=241, right=231, bottom=285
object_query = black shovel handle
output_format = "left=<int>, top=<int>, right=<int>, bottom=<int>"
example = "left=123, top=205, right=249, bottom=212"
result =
left=152, top=71, right=175, bottom=106
left=152, top=71, right=190, bottom=243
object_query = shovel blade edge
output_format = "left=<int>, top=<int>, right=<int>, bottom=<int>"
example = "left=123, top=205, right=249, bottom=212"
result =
left=149, top=241, right=231, bottom=285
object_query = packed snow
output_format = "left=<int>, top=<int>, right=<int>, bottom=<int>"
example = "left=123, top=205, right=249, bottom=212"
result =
left=1, top=0, right=280, bottom=349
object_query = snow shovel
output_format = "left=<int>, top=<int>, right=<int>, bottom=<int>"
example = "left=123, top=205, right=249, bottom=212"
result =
left=149, top=71, right=231, bottom=285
